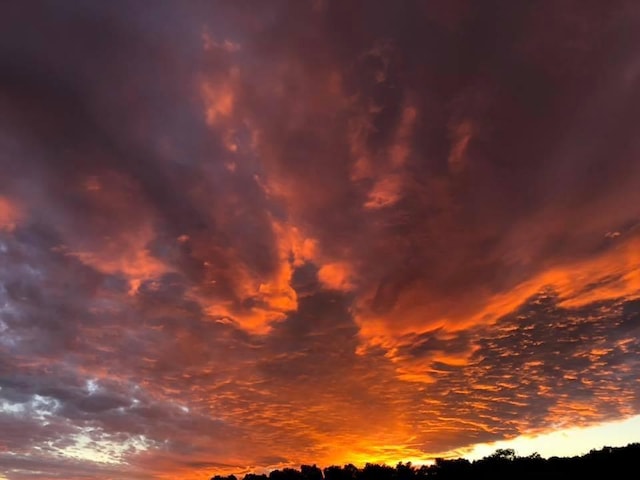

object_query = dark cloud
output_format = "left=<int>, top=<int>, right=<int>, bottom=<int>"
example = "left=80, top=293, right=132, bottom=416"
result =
left=1, top=1, right=640, bottom=478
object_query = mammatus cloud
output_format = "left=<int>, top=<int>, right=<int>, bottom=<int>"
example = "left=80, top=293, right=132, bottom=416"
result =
left=1, top=1, right=640, bottom=479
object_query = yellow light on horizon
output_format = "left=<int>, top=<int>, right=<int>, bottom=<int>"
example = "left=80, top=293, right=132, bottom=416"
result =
left=459, top=414, right=640, bottom=460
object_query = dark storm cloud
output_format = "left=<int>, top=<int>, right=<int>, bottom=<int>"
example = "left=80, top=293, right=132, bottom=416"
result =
left=2, top=1, right=640, bottom=479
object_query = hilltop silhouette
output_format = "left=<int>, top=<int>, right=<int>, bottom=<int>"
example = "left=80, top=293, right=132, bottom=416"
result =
left=211, top=443, right=640, bottom=480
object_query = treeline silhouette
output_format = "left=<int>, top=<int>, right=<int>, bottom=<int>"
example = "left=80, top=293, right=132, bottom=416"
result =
left=211, top=443, right=640, bottom=480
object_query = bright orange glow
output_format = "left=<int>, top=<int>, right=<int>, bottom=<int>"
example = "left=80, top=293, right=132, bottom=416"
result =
left=318, top=262, right=354, bottom=291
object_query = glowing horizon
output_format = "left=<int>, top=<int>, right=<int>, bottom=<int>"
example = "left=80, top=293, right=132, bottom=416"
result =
left=457, top=414, right=640, bottom=462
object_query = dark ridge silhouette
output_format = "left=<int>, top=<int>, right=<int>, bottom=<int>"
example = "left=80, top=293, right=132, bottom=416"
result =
left=210, top=443, right=640, bottom=480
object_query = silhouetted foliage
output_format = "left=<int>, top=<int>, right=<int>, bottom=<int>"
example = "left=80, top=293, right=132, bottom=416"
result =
left=394, top=462, right=414, bottom=480
left=323, top=464, right=357, bottom=480
left=433, top=458, right=472, bottom=479
left=269, top=467, right=304, bottom=480
left=301, top=464, right=323, bottom=480
left=360, top=463, right=395, bottom=480
left=211, top=475, right=237, bottom=480
left=211, top=443, right=640, bottom=480
left=243, top=474, right=268, bottom=480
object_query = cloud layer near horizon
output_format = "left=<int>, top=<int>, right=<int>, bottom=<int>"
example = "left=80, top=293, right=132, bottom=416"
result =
left=2, top=1, right=640, bottom=478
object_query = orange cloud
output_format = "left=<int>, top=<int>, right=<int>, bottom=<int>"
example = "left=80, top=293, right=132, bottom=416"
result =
left=348, top=113, right=375, bottom=182
left=389, top=106, right=417, bottom=168
left=318, top=262, right=354, bottom=291
left=364, top=175, right=404, bottom=209
left=355, top=233, right=640, bottom=363
left=355, top=104, right=417, bottom=209
left=203, top=82, right=235, bottom=124
left=64, top=230, right=166, bottom=295
left=197, top=219, right=317, bottom=334
left=201, top=67, right=239, bottom=125
left=61, top=173, right=167, bottom=294
left=202, top=30, right=241, bottom=53
left=0, top=195, right=21, bottom=231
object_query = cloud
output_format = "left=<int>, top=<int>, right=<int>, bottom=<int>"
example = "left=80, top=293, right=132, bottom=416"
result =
left=1, top=0, right=640, bottom=478
left=0, top=196, right=21, bottom=231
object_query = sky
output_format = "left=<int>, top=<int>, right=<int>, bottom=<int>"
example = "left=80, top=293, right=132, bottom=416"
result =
left=1, top=1, right=640, bottom=479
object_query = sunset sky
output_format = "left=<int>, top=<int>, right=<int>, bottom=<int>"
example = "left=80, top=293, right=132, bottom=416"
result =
left=2, top=1, right=640, bottom=479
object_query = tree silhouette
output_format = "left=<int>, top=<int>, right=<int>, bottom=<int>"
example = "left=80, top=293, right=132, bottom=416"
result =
left=210, top=443, right=640, bottom=480
left=300, top=464, right=323, bottom=480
